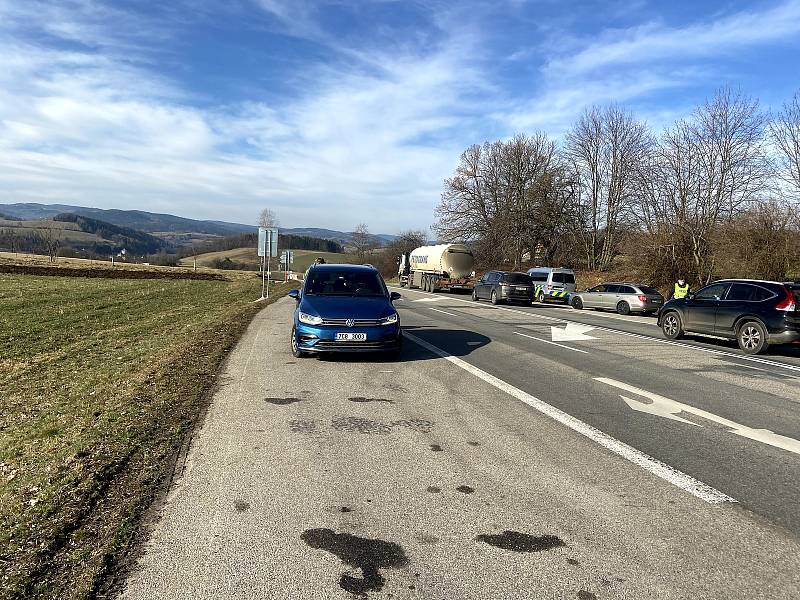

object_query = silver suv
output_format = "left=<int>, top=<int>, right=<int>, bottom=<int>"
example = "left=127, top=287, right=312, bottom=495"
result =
left=571, top=282, right=665, bottom=315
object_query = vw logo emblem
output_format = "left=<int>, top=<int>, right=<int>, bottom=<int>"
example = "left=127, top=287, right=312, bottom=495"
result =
left=345, top=319, right=355, bottom=328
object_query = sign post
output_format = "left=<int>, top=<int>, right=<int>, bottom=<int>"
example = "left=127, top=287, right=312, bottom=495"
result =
left=258, top=227, right=279, bottom=300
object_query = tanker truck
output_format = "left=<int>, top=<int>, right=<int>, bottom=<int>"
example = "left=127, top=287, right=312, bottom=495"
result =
left=398, top=243, right=476, bottom=292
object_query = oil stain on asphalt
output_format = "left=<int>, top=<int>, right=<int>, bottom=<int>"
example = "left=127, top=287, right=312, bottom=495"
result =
left=301, top=528, right=409, bottom=596
left=233, top=500, right=250, bottom=512
left=456, top=485, right=475, bottom=494
left=264, top=397, right=303, bottom=405
left=426, top=486, right=441, bottom=493
left=348, top=397, right=394, bottom=404
left=476, top=530, right=566, bottom=553
left=430, top=444, right=443, bottom=452
left=577, top=592, right=598, bottom=600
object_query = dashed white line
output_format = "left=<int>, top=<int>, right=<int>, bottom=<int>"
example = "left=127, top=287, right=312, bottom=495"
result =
left=513, top=331, right=589, bottom=354
left=403, top=331, right=737, bottom=505
left=428, top=307, right=459, bottom=317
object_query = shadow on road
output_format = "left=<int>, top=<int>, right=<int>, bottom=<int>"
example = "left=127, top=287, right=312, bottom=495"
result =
left=315, top=326, right=491, bottom=363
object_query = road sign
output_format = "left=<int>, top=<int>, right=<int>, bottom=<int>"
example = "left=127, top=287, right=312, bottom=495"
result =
left=258, top=227, right=279, bottom=258
left=258, top=228, right=279, bottom=300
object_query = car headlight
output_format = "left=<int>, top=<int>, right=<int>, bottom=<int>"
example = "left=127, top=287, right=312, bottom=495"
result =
left=379, top=313, right=399, bottom=325
left=298, top=311, right=323, bottom=325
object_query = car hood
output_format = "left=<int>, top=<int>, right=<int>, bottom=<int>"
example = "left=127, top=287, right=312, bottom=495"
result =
left=299, top=295, right=394, bottom=319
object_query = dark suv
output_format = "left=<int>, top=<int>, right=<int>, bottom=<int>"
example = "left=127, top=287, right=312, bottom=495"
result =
left=472, top=271, right=534, bottom=305
left=658, top=279, right=800, bottom=354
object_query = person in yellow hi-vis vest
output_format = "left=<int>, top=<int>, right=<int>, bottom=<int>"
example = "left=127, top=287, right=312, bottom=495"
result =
left=673, top=278, right=690, bottom=299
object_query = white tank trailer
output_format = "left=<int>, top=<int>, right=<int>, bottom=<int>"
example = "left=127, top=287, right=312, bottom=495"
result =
left=398, top=243, right=476, bottom=292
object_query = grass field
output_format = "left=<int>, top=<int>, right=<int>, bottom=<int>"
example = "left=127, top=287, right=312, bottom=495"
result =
left=180, top=247, right=358, bottom=272
left=0, top=273, right=295, bottom=599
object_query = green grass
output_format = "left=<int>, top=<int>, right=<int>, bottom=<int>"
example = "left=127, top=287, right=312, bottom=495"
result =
left=181, top=247, right=358, bottom=272
left=0, top=274, right=295, bottom=598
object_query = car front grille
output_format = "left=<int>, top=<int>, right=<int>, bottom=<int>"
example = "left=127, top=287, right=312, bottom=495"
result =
left=314, top=341, right=389, bottom=350
left=321, top=318, right=382, bottom=326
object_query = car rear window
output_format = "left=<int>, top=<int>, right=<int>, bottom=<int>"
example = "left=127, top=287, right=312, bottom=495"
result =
left=552, top=273, right=565, bottom=283
left=504, top=273, right=532, bottom=284
left=563, top=273, right=576, bottom=284
left=528, top=272, right=548, bottom=282
left=727, top=283, right=774, bottom=302
left=305, top=270, right=385, bottom=296
left=639, top=286, right=661, bottom=296
left=618, top=286, right=637, bottom=294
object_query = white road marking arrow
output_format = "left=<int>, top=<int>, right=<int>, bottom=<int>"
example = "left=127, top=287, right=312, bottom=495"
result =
left=414, top=297, right=444, bottom=302
left=597, top=377, right=800, bottom=456
left=551, top=322, right=597, bottom=342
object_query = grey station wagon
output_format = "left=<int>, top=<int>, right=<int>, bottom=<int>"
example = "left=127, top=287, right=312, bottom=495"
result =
left=571, top=282, right=665, bottom=315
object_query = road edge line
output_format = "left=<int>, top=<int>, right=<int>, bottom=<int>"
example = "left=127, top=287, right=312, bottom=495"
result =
left=403, top=331, right=737, bottom=505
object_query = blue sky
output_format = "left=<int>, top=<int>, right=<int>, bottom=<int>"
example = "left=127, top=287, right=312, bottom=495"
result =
left=1, top=0, right=799, bottom=233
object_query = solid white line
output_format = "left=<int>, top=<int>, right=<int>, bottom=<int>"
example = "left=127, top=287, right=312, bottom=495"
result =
left=392, top=286, right=800, bottom=374
left=513, top=331, right=589, bottom=354
left=403, top=331, right=736, bottom=504
left=428, top=307, right=459, bottom=317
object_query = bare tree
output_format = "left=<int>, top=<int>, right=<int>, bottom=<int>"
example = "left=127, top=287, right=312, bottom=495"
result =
left=258, top=208, right=280, bottom=229
left=566, top=105, right=652, bottom=271
left=770, top=90, right=800, bottom=198
left=40, top=227, right=62, bottom=263
left=637, top=88, right=770, bottom=283
left=350, top=223, right=377, bottom=263
left=435, top=133, right=574, bottom=269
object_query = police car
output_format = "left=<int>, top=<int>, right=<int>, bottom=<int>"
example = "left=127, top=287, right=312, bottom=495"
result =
left=526, top=267, right=577, bottom=304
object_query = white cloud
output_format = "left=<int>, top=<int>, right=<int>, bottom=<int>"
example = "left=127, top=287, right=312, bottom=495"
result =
left=1, top=0, right=799, bottom=233
left=0, top=2, right=490, bottom=231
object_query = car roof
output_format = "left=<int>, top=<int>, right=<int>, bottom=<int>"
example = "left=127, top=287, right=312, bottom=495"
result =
left=528, top=267, right=575, bottom=272
left=714, top=278, right=784, bottom=286
left=308, top=263, right=377, bottom=272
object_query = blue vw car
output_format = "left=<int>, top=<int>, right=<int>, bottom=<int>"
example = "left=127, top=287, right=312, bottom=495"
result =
left=288, top=264, right=402, bottom=357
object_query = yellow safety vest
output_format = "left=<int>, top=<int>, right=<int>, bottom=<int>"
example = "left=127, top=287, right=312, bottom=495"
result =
left=674, top=283, right=689, bottom=299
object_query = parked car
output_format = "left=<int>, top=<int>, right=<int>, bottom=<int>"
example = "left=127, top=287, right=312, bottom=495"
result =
left=658, top=279, right=800, bottom=354
left=571, top=282, right=665, bottom=315
left=288, top=264, right=402, bottom=357
left=472, top=271, right=534, bottom=305
left=526, top=267, right=576, bottom=303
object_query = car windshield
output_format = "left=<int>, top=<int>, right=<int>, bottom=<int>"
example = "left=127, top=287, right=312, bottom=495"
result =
left=504, top=273, right=532, bottom=284
left=304, top=270, right=386, bottom=296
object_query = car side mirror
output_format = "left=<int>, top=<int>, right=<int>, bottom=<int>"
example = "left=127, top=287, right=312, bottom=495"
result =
left=390, top=291, right=401, bottom=302
left=288, top=289, right=300, bottom=300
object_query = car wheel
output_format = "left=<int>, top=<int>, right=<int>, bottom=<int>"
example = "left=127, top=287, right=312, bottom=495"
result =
left=491, top=290, right=499, bottom=305
left=738, top=320, right=769, bottom=355
left=616, top=301, right=631, bottom=315
left=571, top=296, right=583, bottom=310
left=536, top=290, right=545, bottom=303
left=472, top=289, right=479, bottom=302
left=290, top=326, right=306, bottom=358
left=661, top=312, right=684, bottom=340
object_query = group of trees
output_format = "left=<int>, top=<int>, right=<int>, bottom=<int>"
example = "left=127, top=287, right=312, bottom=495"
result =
left=434, top=88, right=800, bottom=285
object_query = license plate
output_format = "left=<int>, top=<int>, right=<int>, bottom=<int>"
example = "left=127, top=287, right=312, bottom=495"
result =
left=335, top=332, right=367, bottom=341
left=516, top=286, right=529, bottom=291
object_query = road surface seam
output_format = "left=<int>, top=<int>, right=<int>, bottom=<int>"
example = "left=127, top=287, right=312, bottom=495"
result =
left=403, top=331, right=737, bottom=505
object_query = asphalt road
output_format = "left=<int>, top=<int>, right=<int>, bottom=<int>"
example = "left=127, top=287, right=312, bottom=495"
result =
left=120, top=294, right=800, bottom=599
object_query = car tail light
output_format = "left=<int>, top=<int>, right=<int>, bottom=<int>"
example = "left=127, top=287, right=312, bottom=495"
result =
left=775, top=287, right=796, bottom=311
left=500, top=283, right=509, bottom=288
left=637, top=294, right=647, bottom=302
left=546, top=284, right=553, bottom=290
